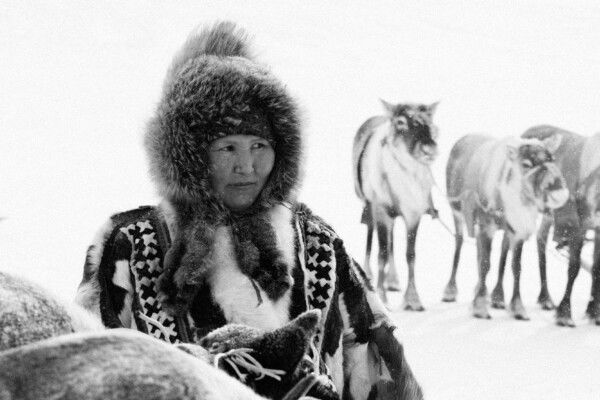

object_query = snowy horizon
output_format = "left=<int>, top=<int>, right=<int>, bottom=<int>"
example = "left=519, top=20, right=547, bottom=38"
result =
left=2, top=2, right=600, bottom=399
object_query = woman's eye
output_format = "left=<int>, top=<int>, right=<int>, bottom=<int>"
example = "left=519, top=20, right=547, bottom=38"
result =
left=521, top=160, right=532, bottom=168
left=252, top=142, right=269, bottom=150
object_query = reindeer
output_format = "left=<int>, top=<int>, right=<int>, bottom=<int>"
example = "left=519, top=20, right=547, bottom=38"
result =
left=0, top=271, right=337, bottom=399
left=0, top=270, right=103, bottom=351
left=442, top=134, right=569, bottom=320
left=0, top=309, right=339, bottom=400
left=493, top=126, right=600, bottom=327
left=353, top=100, right=439, bottom=307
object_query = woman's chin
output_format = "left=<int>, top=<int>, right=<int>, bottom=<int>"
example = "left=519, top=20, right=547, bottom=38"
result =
left=224, top=195, right=258, bottom=212
left=224, top=200, right=253, bottom=212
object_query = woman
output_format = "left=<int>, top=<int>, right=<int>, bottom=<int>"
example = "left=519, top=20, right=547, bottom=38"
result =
left=75, top=22, right=423, bottom=400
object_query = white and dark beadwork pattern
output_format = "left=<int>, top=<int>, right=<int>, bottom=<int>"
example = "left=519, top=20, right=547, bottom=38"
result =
left=304, top=219, right=337, bottom=311
left=121, top=220, right=180, bottom=343
left=304, top=218, right=337, bottom=378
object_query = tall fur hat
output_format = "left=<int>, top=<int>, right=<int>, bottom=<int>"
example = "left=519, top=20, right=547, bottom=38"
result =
left=149, top=22, right=303, bottom=314
left=144, top=21, right=303, bottom=209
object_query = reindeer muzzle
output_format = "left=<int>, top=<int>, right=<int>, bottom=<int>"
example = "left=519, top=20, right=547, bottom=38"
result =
left=533, top=162, right=569, bottom=210
left=545, top=187, right=569, bottom=209
left=417, top=143, right=438, bottom=164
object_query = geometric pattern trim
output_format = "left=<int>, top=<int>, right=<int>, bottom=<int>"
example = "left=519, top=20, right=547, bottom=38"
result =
left=304, top=219, right=336, bottom=313
left=121, top=220, right=180, bottom=343
left=303, top=218, right=337, bottom=380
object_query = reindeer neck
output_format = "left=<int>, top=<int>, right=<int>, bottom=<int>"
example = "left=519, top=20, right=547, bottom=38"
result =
left=496, top=160, right=538, bottom=240
left=377, top=133, right=434, bottom=223
left=382, top=135, right=432, bottom=176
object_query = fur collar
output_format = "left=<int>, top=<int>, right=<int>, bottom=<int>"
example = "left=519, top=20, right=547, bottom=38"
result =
left=147, top=23, right=305, bottom=314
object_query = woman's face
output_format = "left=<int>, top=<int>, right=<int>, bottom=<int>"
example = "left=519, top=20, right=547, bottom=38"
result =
left=209, top=134, right=275, bottom=211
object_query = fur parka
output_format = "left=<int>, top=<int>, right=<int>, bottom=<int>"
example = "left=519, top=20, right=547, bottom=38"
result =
left=75, top=21, right=423, bottom=400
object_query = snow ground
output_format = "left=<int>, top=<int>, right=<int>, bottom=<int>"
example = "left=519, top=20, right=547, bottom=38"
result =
left=1, top=2, right=600, bottom=399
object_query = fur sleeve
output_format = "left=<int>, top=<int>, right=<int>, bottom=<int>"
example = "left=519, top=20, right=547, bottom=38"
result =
left=332, top=235, right=424, bottom=400
left=75, top=218, right=134, bottom=329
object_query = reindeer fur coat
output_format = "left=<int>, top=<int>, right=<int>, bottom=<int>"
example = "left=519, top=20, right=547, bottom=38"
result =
left=75, top=22, right=422, bottom=400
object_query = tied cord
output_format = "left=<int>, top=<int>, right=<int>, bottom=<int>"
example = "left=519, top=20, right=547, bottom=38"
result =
left=137, top=311, right=173, bottom=340
left=137, top=314, right=288, bottom=383
left=249, top=278, right=264, bottom=306
left=213, top=348, right=286, bottom=383
left=309, top=339, right=321, bottom=373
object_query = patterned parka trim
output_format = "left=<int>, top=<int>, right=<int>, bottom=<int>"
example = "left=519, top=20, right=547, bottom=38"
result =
left=75, top=203, right=423, bottom=400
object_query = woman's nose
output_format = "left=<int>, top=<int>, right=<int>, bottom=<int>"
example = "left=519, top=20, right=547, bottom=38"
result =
left=233, top=150, right=254, bottom=174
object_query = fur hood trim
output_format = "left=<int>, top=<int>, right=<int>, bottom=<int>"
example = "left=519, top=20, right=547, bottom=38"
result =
left=144, top=21, right=303, bottom=208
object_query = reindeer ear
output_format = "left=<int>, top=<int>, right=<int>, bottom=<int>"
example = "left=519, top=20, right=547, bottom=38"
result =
left=542, top=133, right=563, bottom=154
left=380, top=99, right=396, bottom=115
left=506, top=144, right=519, bottom=161
left=428, top=101, right=440, bottom=114
left=289, top=309, right=321, bottom=336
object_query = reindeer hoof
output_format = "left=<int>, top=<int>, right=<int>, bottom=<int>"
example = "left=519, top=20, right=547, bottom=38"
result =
left=473, top=310, right=491, bottom=319
left=472, top=297, right=490, bottom=319
left=384, top=280, right=401, bottom=292
left=510, top=300, right=529, bottom=321
left=442, top=284, right=457, bottom=302
left=556, top=302, right=573, bottom=327
left=538, top=298, right=555, bottom=311
left=490, top=300, right=505, bottom=309
left=512, top=311, right=530, bottom=321
left=537, top=291, right=555, bottom=310
left=403, top=302, right=425, bottom=312
left=585, top=300, right=600, bottom=319
left=490, top=286, right=505, bottom=309
left=556, top=316, right=575, bottom=327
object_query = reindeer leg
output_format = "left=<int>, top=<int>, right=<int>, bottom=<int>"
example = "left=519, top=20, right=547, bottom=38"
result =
left=443, top=212, right=463, bottom=302
left=404, top=222, right=424, bottom=311
left=473, top=227, right=492, bottom=319
left=364, top=220, right=374, bottom=280
left=585, top=228, right=600, bottom=324
left=376, top=218, right=390, bottom=304
left=536, top=216, right=555, bottom=310
left=556, top=235, right=584, bottom=327
left=509, top=239, right=529, bottom=320
left=385, top=218, right=401, bottom=292
left=491, top=232, right=510, bottom=309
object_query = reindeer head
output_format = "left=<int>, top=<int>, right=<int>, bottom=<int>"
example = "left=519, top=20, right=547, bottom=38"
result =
left=381, top=100, right=439, bottom=164
left=579, top=168, right=600, bottom=228
left=196, top=309, right=338, bottom=400
left=506, top=133, right=569, bottom=212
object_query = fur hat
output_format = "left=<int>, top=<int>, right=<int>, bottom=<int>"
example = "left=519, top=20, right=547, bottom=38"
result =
left=148, top=22, right=303, bottom=314
left=145, top=21, right=302, bottom=209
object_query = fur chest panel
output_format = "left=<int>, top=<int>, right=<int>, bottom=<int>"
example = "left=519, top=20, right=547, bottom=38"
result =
left=499, top=181, right=538, bottom=240
left=361, top=125, right=433, bottom=221
left=207, top=206, right=294, bottom=331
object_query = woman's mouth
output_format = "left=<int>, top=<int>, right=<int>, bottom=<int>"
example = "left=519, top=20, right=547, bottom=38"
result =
left=228, top=182, right=257, bottom=189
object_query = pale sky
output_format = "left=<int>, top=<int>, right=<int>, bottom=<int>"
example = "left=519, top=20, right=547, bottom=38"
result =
left=1, top=0, right=599, bottom=293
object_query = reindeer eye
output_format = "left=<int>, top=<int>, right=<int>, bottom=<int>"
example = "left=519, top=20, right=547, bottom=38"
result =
left=394, top=116, right=408, bottom=128
left=521, top=159, right=533, bottom=168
